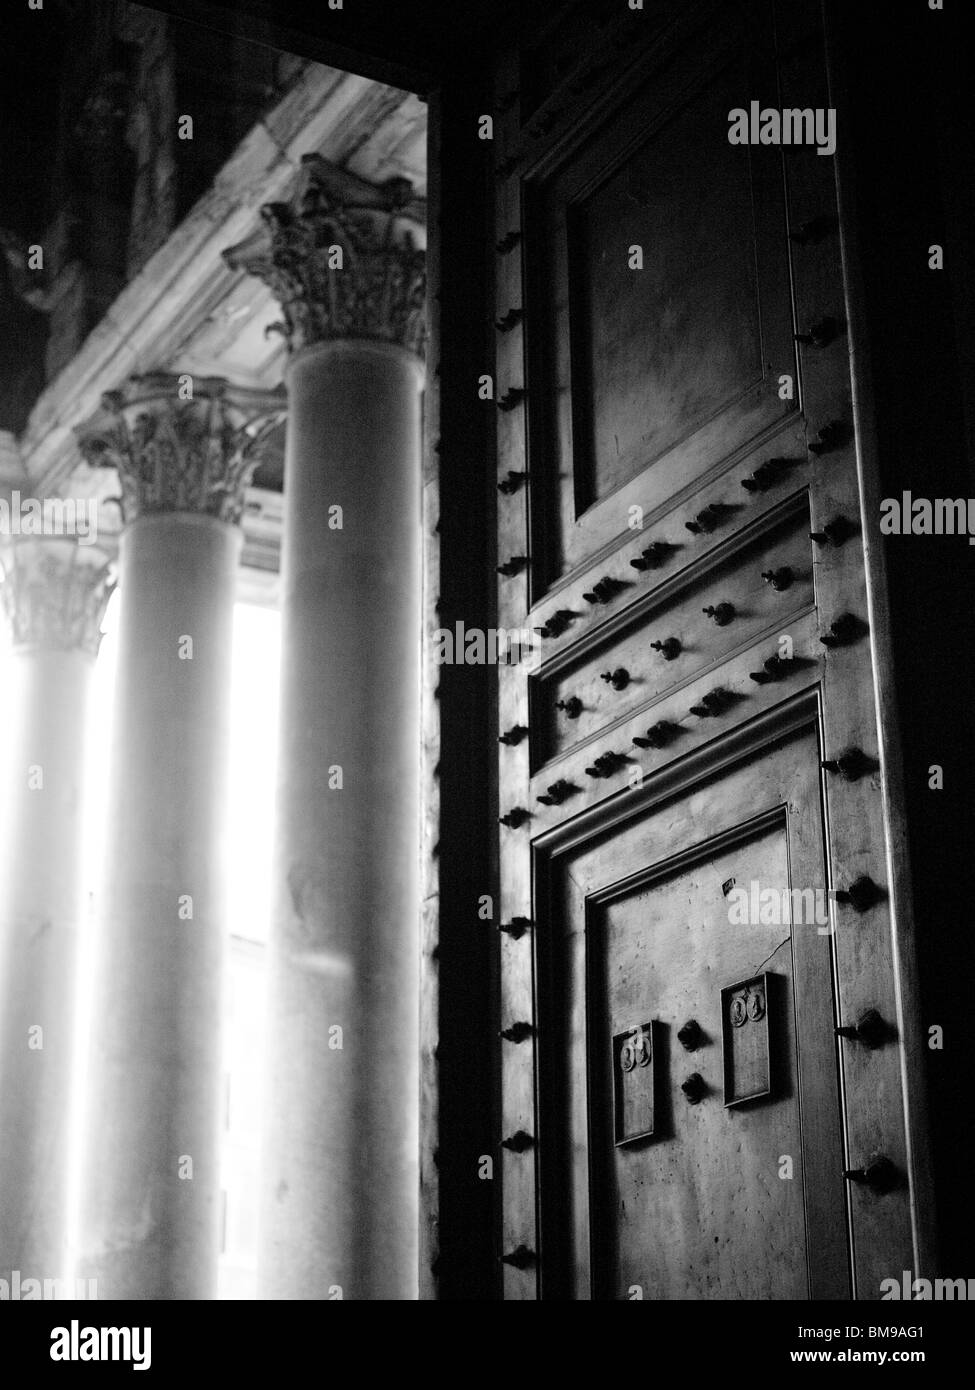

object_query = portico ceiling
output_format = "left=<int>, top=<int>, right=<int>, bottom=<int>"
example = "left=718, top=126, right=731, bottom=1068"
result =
left=13, top=58, right=426, bottom=601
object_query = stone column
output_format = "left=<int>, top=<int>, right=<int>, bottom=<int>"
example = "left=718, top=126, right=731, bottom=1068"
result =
left=0, top=537, right=113, bottom=1287
left=224, top=154, right=425, bottom=1300
left=75, top=376, right=284, bottom=1299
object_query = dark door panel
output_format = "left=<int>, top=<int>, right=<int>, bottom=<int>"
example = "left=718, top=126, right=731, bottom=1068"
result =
left=523, top=2, right=796, bottom=590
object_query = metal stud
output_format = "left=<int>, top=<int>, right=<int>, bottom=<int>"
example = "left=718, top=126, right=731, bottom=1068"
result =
left=821, top=747, right=874, bottom=782
left=499, top=916, right=532, bottom=939
left=582, top=575, right=625, bottom=604
left=703, top=602, right=735, bottom=626
left=690, top=688, right=734, bottom=718
left=681, top=1073, right=706, bottom=1104
left=820, top=612, right=864, bottom=647
left=498, top=470, right=527, bottom=495
left=650, top=637, right=681, bottom=661
left=500, top=1021, right=533, bottom=1044
left=556, top=696, right=582, bottom=719
left=500, top=1245, right=536, bottom=1268
left=630, top=541, right=675, bottom=571
left=686, top=502, right=733, bottom=535
left=632, top=720, right=679, bottom=750
left=538, top=609, right=575, bottom=639
left=495, top=308, right=524, bottom=332
left=585, top=750, right=627, bottom=778
left=537, top=779, right=579, bottom=806
left=529, top=107, right=562, bottom=137
left=835, top=1008, right=887, bottom=1049
left=835, top=875, right=882, bottom=913
left=749, top=654, right=796, bottom=684
left=497, top=556, right=527, bottom=577
left=677, top=1019, right=703, bottom=1051
left=498, top=807, right=531, bottom=829
left=808, top=419, right=851, bottom=455
left=498, top=724, right=528, bottom=746
left=495, top=230, right=522, bottom=255
left=600, top=667, right=630, bottom=690
left=795, top=315, right=843, bottom=349
left=842, top=1156, right=896, bottom=1194
left=501, top=1130, right=535, bottom=1153
left=762, top=566, right=794, bottom=592
left=741, top=457, right=794, bottom=493
left=810, top=515, right=856, bottom=546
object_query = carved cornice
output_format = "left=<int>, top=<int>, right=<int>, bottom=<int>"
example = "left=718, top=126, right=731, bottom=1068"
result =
left=0, top=538, right=114, bottom=657
left=222, top=153, right=427, bottom=357
left=75, top=374, right=287, bottom=526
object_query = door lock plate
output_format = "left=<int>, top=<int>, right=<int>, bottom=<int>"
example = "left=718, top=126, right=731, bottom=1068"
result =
left=721, top=973, right=773, bottom=1107
left=613, top=1021, right=656, bottom=1146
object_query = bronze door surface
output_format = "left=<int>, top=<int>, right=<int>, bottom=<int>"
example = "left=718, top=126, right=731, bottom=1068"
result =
left=491, top=0, right=918, bottom=1300
left=543, top=729, right=849, bottom=1299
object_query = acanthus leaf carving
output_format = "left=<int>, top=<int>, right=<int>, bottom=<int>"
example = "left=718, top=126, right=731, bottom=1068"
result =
left=0, top=538, right=115, bottom=657
left=76, top=374, right=287, bottom=527
left=222, top=154, right=427, bottom=357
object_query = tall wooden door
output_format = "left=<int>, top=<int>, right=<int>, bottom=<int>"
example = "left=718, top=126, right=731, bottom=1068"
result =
left=490, top=0, right=921, bottom=1298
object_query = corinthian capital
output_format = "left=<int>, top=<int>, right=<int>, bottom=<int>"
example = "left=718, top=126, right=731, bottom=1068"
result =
left=0, top=538, right=114, bottom=657
left=222, top=154, right=426, bottom=357
left=75, top=374, right=287, bottom=526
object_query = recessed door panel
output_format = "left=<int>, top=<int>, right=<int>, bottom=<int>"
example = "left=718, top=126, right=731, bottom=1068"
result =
left=591, top=825, right=799, bottom=1299
left=523, top=2, right=797, bottom=590
left=569, top=61, right=765, bottom=508
left=542, top=730, right=850, bottom=1300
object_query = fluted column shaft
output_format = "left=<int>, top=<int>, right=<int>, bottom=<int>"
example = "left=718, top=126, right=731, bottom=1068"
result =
left=0, top=538, right=113, bottom=1285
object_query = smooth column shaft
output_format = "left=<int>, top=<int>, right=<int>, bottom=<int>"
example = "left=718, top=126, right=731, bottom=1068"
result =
left=0, top=649, right=96, bottom=1282
left=78, top=514, right=240, bottom=1299
left=260, top=341, right=421, bottom=1300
